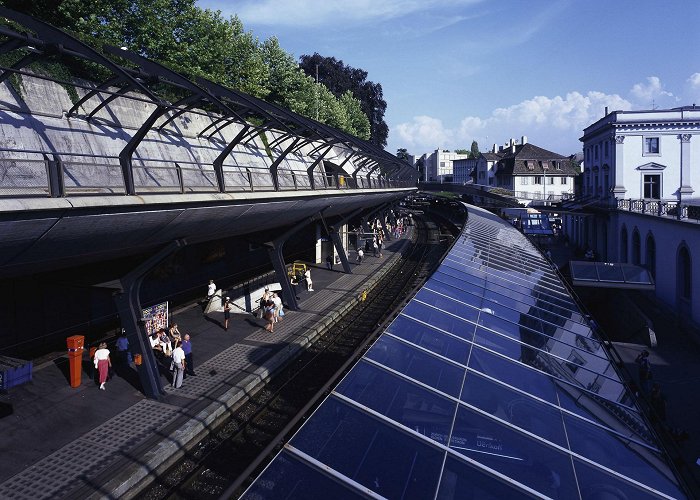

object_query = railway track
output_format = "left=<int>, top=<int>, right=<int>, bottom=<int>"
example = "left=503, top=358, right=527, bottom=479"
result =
left=140, top=211, right=463, bottom=500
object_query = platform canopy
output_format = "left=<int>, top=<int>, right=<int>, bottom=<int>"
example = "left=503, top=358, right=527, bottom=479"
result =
left=242, top=205, right=684, bottom=499
left=570, top=261, right=655, bottom=290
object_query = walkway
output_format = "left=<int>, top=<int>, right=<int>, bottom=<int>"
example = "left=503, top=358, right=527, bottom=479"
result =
left=0, top=234, right=411, bottom=499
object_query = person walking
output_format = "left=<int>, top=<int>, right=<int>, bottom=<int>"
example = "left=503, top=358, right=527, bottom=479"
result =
left=182, top=333, right=195, bottom=376
left=115, top=330, right=131, bottom=367
left=171, top=340, right=185, bottom=389
left=272, top=292, right=283, bottom=323
left=290, top=274, right=300, bottom=299
left=357, top=247, right=364, bottom=264
left=326, top=254, right=333, bottom=270
left=94, top=342, right=112, bottom=391
left=264, top=299, right=276, bottom=332
left=223, top=297, right=232, bottom=331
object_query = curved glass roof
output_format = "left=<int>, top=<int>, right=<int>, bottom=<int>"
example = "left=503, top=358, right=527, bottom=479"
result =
left=243, top=204, right=685, bottom=500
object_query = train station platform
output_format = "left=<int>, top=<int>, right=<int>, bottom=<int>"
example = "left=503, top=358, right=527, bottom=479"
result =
left=0, top=234, right=413, bottom=499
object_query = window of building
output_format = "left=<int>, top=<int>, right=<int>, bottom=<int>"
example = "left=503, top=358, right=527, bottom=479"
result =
left=643, top=174, right=661, bottom=199
left=520, top=176, right=529, bottom=185
left=644, top=137, right=660, bottom=155
left=534, top=176, right=543, bottom=185
left=548, top=177, right=555, bottom=185
left=678, top=245, right=691, bottom=302
left=561, top=177, right=567, bottom=185
left=632, top=229, right=640, bottom=265
left=646, top=234, right=656, bottom=279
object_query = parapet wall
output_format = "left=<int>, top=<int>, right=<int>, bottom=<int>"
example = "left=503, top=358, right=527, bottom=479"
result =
left=0, top=73, right=368, bottom=196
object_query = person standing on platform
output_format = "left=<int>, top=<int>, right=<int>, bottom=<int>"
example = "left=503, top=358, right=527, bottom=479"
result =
left=305, top=269, right=314, bottom=291
left=182, top=334, right=195, bottom=377
left=94, top=342, right=112, bottom=391
left=326, top=254, right=333, bottom=270
left=171, top=340, right=185, bottom=388
left=115, top=330, right=131, bottom=367
left=290, top=274, right=300, bottom=299
left=272, top=292, right=283, bottom=323
left=207, top=279, right=216, bottom=301
left=635, top=350, right=652, bottom=393
left=357, top=248, right=364, bottom=264
left=223, top=297, right=232, bottom=331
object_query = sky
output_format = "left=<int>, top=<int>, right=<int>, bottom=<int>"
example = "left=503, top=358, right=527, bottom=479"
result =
left=197, top=0, right=700, bottom=157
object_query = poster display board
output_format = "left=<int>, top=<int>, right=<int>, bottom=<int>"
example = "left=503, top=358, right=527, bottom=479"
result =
left=142, top=301, right=168, bottom=336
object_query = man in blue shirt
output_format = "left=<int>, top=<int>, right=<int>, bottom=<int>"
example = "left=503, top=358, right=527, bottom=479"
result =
left=182, top=333, right=196, bottom=376
left=115, top=330, right=132, bottom=366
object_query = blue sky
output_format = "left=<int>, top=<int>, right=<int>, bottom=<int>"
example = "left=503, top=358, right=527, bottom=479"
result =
left=198, top=0, right=700, bottom=157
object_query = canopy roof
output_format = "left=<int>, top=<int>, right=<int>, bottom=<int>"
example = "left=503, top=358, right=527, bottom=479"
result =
left=244, top=205, right=683, bottom=499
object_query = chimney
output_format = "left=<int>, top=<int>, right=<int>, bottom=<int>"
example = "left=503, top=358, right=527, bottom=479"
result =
left=509, top=138, right=514, bottom=147
left=511, top=144, right=516, bottom=154
left=521, top=135, right=527, bottom=145
left=492, top=143, right=498, bottom=154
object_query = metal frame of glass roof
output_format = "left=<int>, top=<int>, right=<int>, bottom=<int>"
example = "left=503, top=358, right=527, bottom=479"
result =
left=0, top=7, right=418, bottom=196
left=243, top=204, right=686, bottom=500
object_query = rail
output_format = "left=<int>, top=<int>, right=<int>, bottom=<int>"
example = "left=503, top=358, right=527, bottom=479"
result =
left=0, top=153, right=415, bottom=198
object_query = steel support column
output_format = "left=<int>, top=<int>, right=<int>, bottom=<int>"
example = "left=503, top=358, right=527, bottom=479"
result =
left=113, top=240, right=186, bottom=400
left=330, top=207, right=366, bottom=274
left=265, top=211, right=325, bottom=311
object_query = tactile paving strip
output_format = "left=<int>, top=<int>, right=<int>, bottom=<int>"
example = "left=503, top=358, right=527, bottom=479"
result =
left=165, top=344, right=272, bottom=399
left=0, top=400, right=180, bottom=500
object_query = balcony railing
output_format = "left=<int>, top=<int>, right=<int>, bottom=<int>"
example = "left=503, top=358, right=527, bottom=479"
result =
left=558, top=193, right=699, bottom=222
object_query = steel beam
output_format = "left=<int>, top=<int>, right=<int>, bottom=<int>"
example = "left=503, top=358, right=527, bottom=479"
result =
left=113, top=240, right=186, bottom=400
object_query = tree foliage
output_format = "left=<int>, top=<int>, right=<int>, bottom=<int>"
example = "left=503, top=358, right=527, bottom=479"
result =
left=470, top=140, right=480, bottom=159
left=299, top=53, right=387, bottom=147
left=0, top=0, right=370, bottom=139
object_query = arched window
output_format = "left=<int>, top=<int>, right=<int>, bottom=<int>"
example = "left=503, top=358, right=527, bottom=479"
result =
left=620, top=226, right=628, bottom=263
left=678, top=245, right=692, bottom=302
left=645, top=234, right=656, bottom=279
left=631, top=229, right=641, bottom=265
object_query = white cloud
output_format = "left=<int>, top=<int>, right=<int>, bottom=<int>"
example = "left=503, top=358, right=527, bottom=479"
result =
left=392, top=91, right=631, bottom=156
left=394, top=115, right=454, bottom=149
left=689, top=73, right=700, bottom=88
left=228, top=0, right=482, bottom=27
left=630, top=76, right=675, bottom=105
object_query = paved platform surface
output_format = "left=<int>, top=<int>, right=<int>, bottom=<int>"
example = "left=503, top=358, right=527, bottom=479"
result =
left=0, top=234, right=411, bottom=499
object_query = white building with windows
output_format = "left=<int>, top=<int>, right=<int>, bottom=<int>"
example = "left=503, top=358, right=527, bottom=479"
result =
left=423, top=149, right=470, bottom=182
left=580, top=106, right=700, bottom=202
left=565, top=106, right=700, bottom=326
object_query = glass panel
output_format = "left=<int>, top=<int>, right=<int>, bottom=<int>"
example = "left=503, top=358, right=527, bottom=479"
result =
left=242, top=450, right=365, bottom=500
left=620, top=264, right=652, bottom=284
left=570, top=261, right=599, bottom=281
left=366, top=336, right=466, bottom=397
left=402, top=301, right=477, bottom=342
left=335, top=361, right=458, bottom=444
left=563, top=414, right=681, bottom=496
left=461, top=372, right=567, bottom=447
left=449, top=406, right=579, bottom=499
left=468, top=347, right=558, bottom=405
left=414, top=288, right=481, bottom=324
left=387, top=315, right=471, bottom=365
left=597, top=262, right=625, bottom=282
left=291, top=397, right=445, bottom=500
left=573, top=458, right=683, bottom=500
left=437, top=455, right=532, bottom=500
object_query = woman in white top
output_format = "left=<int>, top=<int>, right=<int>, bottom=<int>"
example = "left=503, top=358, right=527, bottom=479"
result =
left=93, top=342, right=112, bottom=390
left=304, top=269, right=313, bottom=291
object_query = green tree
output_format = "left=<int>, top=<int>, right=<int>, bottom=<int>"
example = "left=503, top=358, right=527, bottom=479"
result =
left=396, top=148, right=409, bottom=160
left=469, top=140, right=480, bottom=159
left=454, top=149, right=469, bottom=155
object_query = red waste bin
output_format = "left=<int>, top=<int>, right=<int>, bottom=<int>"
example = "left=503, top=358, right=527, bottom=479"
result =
left=66, top=335, right=85, bottom=388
